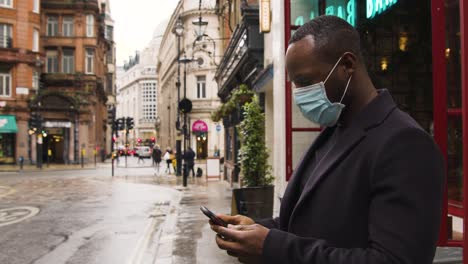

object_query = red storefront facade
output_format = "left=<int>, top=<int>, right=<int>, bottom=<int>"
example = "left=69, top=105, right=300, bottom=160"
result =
left=284, top=0, right=468, bottom=259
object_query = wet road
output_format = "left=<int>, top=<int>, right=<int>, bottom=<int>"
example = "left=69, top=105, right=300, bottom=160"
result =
left=0, top=159, right=180, bottom=264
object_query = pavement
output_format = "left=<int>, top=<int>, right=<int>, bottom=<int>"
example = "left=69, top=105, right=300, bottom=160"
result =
left=151, top=176, right=238, bottom=264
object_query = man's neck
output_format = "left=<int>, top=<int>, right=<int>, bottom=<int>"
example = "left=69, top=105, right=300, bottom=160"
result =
left=340, top=76, right=378, bottom=127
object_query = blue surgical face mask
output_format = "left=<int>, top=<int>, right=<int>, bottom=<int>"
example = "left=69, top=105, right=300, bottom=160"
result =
left=293, top=56, right=352, bottom=127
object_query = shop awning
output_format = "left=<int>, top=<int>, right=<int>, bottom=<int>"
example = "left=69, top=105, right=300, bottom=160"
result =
left=0, top=115, right=18, bottom=133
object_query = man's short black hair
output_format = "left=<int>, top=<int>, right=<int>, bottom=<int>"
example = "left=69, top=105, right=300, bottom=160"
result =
left=289, top=15, right=363, bottom=64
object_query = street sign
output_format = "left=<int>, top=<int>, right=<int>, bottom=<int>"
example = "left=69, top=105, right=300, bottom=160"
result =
left=216, top=124, right=222, bottom=132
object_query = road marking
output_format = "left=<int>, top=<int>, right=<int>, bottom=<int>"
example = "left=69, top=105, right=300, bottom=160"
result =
left=0, top=206, right=40, bottom=227
left=0, top=186, right=16, bottom=198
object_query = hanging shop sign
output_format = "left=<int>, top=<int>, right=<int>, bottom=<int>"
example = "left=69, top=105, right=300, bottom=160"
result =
left=192, top=120, right=208, bottom=132
left=366, top=0, right=399, bottom=19
left=260, top=0, right=271, bottom=32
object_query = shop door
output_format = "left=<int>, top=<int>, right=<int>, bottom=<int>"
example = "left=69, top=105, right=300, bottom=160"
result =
left=195, top=132, right=208, bottom=159
left=43, top=128, right=65, bottom=163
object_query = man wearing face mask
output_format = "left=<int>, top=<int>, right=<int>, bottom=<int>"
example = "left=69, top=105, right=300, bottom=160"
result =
left=210, top=15, right=444, bottom=264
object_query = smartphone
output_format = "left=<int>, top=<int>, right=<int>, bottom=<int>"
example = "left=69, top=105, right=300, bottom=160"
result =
left=200, top=206, right=228, bottom=227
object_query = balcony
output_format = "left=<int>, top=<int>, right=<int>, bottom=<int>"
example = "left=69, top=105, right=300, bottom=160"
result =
left=42, top=73, right=97, bottom=87
left=215, top=6, right=264, bottom=100
left=42, top=0, right=99, bottom=11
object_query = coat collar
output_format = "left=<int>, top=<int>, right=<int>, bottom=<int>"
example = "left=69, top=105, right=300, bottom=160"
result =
left=287, top=89, right=397, bottom=229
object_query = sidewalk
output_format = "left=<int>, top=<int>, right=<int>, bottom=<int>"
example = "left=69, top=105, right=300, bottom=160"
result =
left=0, top=163, right=102, bottom=173
left=153, top=174, right=238, bottom=264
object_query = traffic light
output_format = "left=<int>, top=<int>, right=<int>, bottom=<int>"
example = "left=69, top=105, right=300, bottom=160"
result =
left=116, top=118, right=125, bottom=131
left=126, top=117, right=134, bottom=130
left=29, top=113, right=42, bottom=131
left=107, top=106, right=116, bottom=125
left=137, top=138, right=142, bottom=143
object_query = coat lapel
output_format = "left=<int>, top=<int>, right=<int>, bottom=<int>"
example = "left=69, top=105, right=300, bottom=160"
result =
left=279, top=128, right=334, bottom=228
left=287, top=123, right=366, bottom=230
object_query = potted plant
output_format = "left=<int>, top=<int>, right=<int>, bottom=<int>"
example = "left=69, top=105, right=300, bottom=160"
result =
left=231, top=94, right=275, bottom=220
left=232, top=84, right=254, bottom=105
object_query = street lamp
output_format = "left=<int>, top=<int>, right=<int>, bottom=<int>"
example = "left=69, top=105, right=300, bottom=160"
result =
left=173, top=16, right=183, bottom=177
left=193, top=0, right=209, bottom=41
left=179, top=53, right=193, bottom=187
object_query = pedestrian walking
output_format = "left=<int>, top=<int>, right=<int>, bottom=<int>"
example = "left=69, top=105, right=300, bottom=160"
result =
left=164, top=147, right=172, bottom=174
left=137, top=148, right=145, bottom=164
left=152, top=145, right=162, bottom=172
left=171, top=151, right=177, bottom=174
left=183, top=147, right=196, bottom=177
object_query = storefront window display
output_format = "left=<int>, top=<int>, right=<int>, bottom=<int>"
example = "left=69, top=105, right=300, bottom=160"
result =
left=0, top=133, right=15, bottom=164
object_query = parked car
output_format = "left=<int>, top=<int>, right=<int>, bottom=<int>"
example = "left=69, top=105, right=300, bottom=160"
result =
left=137, top=146, right=152, bottom=158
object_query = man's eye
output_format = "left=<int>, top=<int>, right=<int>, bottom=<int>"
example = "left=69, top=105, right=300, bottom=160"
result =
left=294, top=81, right=311, bottom=88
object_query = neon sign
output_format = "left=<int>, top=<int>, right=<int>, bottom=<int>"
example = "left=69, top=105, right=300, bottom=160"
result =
left=367, top=0, right=399, bottom=19
left=292, top=0, right=355, bottom=27
left=325, top=0, right=356, bottom=27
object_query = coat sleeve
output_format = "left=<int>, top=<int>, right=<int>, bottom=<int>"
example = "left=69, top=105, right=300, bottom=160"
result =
left=262, top=128, right=445, bottom=264
left=256, top=217, right=280, bottom=229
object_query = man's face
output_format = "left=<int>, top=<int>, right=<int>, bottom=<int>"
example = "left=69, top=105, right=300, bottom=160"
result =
left=286, top=36, right=348, bottom=103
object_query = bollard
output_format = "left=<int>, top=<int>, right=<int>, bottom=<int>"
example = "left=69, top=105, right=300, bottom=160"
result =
left=94, top=149, right=97, bottom=167
left=19, top=156, right=24, bottom=171
left=81, top=149, right=85, bottom=168
left=47, top=149, right=52, bottom=168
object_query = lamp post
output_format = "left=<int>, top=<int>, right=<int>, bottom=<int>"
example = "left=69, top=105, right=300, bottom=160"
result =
left=173, top=16, right=184, bottom=176
left=193, top=0, right=208, bottom=41
left=179, top=54, right=193, bottom=187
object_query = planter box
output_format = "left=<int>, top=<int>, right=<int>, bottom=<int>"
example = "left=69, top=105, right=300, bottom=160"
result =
left=231, top=185, right=274, bottom=220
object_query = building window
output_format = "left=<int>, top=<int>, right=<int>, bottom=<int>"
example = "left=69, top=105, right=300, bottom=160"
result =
left=196, top=76, right=206, bottom=99
left=0, top=71, right=11, bottom=97
left=142, top=82, right=157, bottom=121
left=62, top=16, right=74, bottom=37
left=47, top=16, right=58, bottom=36
left=62, top=49, right=74, bottom=73
left=46, top=50, right=58, bottom=73
left=85, top=49, right=94, bottom=74
left=33, top=0, right=39, bottom=13
left=86, top=14, right=94, bottom=37
left=105, top=25, right=113, bottom=40
left=106, top=73, right=112, bottom=94
left=0, top=0, right=12, bottom=8
left=33, top=29, right=39, bottom=52
left=32, top=71, right=39, bottom=90
left=106, top=48, right=113, bottom=64
left=0, top=24, right=12, bottom=48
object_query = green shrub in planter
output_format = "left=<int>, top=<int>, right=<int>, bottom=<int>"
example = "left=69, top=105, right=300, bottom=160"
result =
left=232, top=95, right=274, bottom=219
left=238, top=95, right=274, bottom=187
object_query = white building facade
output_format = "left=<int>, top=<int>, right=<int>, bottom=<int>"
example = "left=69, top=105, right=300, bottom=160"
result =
left=157, top=0, right=224, bottom=159
left=116, top=29, right=164, bottom=148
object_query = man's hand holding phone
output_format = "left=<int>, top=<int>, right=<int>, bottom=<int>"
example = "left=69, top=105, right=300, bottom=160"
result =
left=201, top=206, right=268, bottom=263
left=210, top=214, right=255, bottom=227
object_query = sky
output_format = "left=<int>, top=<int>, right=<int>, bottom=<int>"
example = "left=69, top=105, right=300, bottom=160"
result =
left=111, top=0, right=179, bottom=66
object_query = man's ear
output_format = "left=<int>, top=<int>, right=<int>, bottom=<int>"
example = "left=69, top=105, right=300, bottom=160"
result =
left=341, top=52, right=357, bottom=75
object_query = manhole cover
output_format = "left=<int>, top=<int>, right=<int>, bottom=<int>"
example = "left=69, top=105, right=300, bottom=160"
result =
left=0, top=206, right=40, bottom=227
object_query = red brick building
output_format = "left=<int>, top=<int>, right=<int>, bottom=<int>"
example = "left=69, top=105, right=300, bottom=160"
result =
left=0, top=0, right=111, bottom=165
